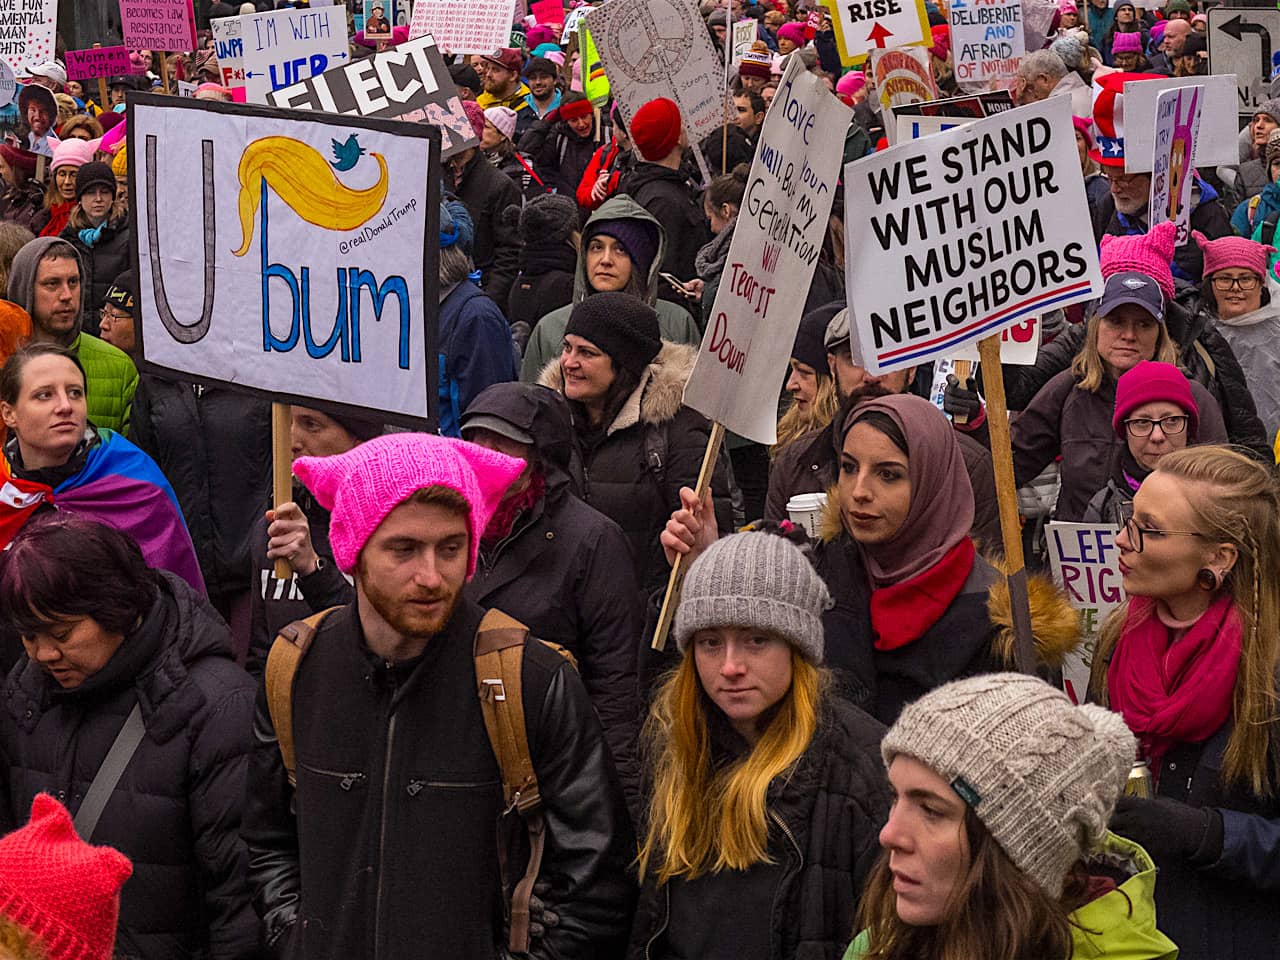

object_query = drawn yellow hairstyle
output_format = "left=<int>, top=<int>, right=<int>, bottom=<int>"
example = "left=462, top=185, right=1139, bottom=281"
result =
left=231, top=136, right=389, bottom=257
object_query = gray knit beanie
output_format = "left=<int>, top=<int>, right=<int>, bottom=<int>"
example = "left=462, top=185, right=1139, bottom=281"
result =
left=882, top=673, right=1135, bottom=898
left=673, top=532, right=830, bottom=663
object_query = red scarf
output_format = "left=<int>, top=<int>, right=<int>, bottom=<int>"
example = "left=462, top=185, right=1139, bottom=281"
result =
left=1107, top=594, right=1242, bottom=766
left=480, top=472, right=544, bottom=552
left=870, top=538, right=975, bottom=651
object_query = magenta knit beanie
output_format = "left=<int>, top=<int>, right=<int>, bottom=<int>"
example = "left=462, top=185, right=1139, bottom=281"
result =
left=461, top=99, right=486, bottom=139
left=1111, top=32, right=1142, bottom=55
left=1192, top=231, right=1275, bottom=280
left=1112, top=361, right=1199, bottom=439
left=837, top=70, right=866, bottom=96
left=0, top=794, right=133, bottom=960
left=293, top=433, right=525, bottom=577
left=1099, top=221, right=1178, bottom=302
left=777, top=21, right=808, bottom=47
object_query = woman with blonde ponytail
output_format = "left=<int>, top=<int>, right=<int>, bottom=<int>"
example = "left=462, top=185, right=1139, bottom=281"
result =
left=1090, top=444, right=1280, bottom=960
left=629, top=531, right=889, bottom=960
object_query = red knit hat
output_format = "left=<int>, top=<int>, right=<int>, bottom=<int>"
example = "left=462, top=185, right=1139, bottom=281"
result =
left=1099, top=221, right=1178, bottom=302
left=461, top=99, right=486, bottom=140
left=630, top=97, right=683, bottom=161
left=1112, top=360, right=1199, bottom=439
left=1192, top=230, right=1275, bottom=279
left=0, top=794, right=133, bottom=960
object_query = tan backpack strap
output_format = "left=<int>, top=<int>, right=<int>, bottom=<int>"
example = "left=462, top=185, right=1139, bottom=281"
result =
left=265, top=608, right=338, bottom=789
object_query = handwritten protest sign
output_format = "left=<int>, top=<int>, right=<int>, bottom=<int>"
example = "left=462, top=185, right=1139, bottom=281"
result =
left=820, top=0, right=929, bottom=64
left=120, top=0, right=197, bottom=53
left=1122, top=74, right=1235, bottom=172
left=241, top=5, right=350, bottom=104
left=66, top=46, right=131, bottom=82
left=844, top=97, right=1102, bottom=374
left=1149, top=85, right=1202, bottom=245
left=561, top=6, right=592, bottom=43
left=682, top=58, right=852, bottom=443
left=408, top=0, right=519, bottom=54
left=731, top=18, right=758, bottom=61
left=1047, top=522, right=1124, bottom=703
left=949, top=0, right=1023, bottom=88
left=872, top=47, right=937, bottom=115
left=0, top=0, right=56, bottom=77
left=584, top=0, right=733, bottom=145
left=267, top=34, right=479, bottom=158
left=130, top=95, right=440, bottom=426
left=211, top=15, right=245, bottom=88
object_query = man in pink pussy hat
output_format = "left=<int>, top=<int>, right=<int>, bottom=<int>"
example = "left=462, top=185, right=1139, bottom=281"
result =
left=243, top=433, right=636, bottom=960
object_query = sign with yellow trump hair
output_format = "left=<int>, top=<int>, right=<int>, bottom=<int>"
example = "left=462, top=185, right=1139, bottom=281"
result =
left=129, top=95, right=440, bottom=428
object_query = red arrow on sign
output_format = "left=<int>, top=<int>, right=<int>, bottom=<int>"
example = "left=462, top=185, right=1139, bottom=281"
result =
left=867, top=21, right=893, bottom=47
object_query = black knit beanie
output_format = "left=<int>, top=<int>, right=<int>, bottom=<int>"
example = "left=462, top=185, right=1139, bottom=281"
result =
left=565, top=291, right=662, bottom=377
left=519, top=193, right=579, bottom=247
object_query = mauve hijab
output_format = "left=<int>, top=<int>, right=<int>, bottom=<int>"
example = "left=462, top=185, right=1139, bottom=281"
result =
left=840, top=394, right=974, bottom=588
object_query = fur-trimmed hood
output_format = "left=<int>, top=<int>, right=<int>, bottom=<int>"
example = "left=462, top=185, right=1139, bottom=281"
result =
left=537, top=340, right=697, bottom=435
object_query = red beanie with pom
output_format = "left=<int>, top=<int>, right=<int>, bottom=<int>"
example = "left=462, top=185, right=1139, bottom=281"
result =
left=630, top=97, right=683, bottom=161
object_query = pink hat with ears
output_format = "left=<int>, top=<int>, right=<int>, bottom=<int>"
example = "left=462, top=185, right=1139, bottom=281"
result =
left=1099, top=221, right=1178, bottom=302
left=292, top=433, right=525, bottom=577
left=836, top=70, right=866, bottom=96
left=1192, top=231, right=1276, bottom=279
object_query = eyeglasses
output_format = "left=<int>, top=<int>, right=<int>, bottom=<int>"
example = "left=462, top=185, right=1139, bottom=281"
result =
left=1123, top=415, right=1188, bottom=437
left=1210, top=274, right=1260, bottom=292
left=98, top=307, right=131, bottom=325
left=1120, top=515, right=1205, bottom=553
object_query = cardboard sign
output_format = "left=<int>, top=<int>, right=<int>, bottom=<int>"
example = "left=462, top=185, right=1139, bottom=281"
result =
left=65, top=46, right=132, bottom=82
left=1121, top=74, right=1236, bottom=172
left=408, top=0, right=519, bottom=54
left=1149, top=85, right=1201, bottom=247
left=0, top=0, right=56, bottom=77
left=820, top=0, right=929, bottom=65
left=1046, top=522, right=1124, bottom=703
left=130, top=95, right=440, bottom=427
left=267, top=34, right=480, bottom=159
left=872, top=47, right=937, bottom=114
left=844, top=96, right=1102, bottom=373
left=120, top=0, right=197, bottom=53
left=211, top=15, right=245, bottom=88
left=585, top=0, right=733, bottom=145
left=949, top=0, right=1023, bottom=88
left=240, top=5, right=350, bottom=104
left=681, top=58, right=852, bottom=444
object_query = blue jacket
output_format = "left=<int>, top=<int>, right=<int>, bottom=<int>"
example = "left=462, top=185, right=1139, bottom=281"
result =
left=437, top=281, right=518, bottom=437
left=1231, top=180, right=1280, bottom=239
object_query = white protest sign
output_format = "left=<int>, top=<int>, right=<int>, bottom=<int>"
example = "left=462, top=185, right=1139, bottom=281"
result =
left=948, top=315, right=1039, bottom=362
left=1122, top=74, right=1235, bottom=172
left=821, top=0, right=929, bottom=65
left=844, top=95, right=1102, bottom=374
left=240, top=5, right=350, bottom=104
left=895, top=113, right=975, bottom=140
left=949, top=0, right=1024, bottom=88
left=1149, top=85, right=1202, bottom=246
left=1046, top=522, right=1124, bottom=704
left=0, top=0, right=56, bottom=77
left=561, top=5, right=592, bottom=42
left=681, top=57, right=852, bottom=444
left=584, top=0, right=733, bottom=144
left=211, top=16, right=245, bottom=89
left=872, top=46, right=938, bottom=114
left=731, top=18, right=758, bottom=60
left=407, top=0, right=519, bottom=54
left=131, top=95, right=440, bottom=426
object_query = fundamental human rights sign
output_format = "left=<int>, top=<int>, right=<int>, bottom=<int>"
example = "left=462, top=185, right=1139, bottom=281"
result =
left=120, top=0, right=198, bottom=53
left=407, top=0, right=520, bottom=55
left=240, top=5, right=350, bottom=104
left=267, top=35, right=479, bottom=158
left=1149, top=85, right=1201, bottom=246
left=949, top=0, right=1023, bottom=88
left=65, top=46, right=132, bottom=82
left=682, top=58, right=852, bottom=444
left=1046, top=522, right=1124, bottom=704
left=0, top=0, right=56, bottom=77
left=844, top=96, right=1102, bottom=374
left=129, top=96, right=440, bottom=427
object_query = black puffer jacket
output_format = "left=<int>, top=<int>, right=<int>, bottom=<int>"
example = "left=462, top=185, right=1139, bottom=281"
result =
left=0, top=572, right=259, bottom=960
left=506, top=239, right=578, bottom=339
left=61, top=217, right=132, bottom=336
left=243, top=597, right=637, bottom=959
left=453, top=151, right=521, bottom=308
left=627, top=699, right=890, bottom=960
left=130, top=377, right=272, bottom=600
left=618, top=164, right=709, bottom=305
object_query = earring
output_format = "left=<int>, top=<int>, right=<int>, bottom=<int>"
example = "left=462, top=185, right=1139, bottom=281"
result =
left=1196, top=568, right=1221, bottom=591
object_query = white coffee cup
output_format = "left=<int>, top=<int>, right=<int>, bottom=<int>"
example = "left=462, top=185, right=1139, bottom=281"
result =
left=785, top=492, right=828, bottom=538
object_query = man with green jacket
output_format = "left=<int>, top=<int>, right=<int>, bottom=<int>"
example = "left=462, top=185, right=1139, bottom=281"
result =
left=8, top=236, right=136, bottom=433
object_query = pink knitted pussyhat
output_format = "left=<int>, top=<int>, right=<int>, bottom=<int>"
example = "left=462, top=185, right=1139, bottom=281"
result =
left=293, top=433, right=525, bottom=577
left=1099, top=221, right=1177, bottom=302
left=1192, top=231, right=1275, bottom=280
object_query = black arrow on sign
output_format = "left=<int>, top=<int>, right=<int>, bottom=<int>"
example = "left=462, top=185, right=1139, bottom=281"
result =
left=1220, top=14, right=1273, bottom=80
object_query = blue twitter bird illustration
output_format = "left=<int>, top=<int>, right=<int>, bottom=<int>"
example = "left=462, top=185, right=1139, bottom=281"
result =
left=330, top=134, right=367, bottom=172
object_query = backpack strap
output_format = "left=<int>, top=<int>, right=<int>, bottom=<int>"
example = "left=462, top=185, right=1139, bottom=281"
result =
left=265, top=608, right=340, bottom=788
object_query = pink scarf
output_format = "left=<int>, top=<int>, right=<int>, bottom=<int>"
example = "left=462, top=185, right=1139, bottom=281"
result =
left=1107, top=594, right=1242, bottom=765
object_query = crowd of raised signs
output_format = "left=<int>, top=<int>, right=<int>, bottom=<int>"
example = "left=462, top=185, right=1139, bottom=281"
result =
left=0, top=1, right=1276, bottom=959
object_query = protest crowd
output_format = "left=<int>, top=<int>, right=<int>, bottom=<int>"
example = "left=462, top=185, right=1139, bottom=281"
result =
left=0, top=0, right=1278, bottom=958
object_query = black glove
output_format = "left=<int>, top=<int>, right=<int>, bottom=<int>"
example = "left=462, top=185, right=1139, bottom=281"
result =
left=1109, top=795, right=1220, bottom=863
left=942, top=374, right=982, bottom=423
left=528, top=880, right=560, bottom=941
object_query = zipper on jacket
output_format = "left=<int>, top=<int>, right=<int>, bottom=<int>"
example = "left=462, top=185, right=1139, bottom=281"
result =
left=768, top=807, right=805, bottom=959
left=405, top=778, right=499, bottom=797
left=644, top=884, right=670, bottom=960
left=374, top=710, right=398, bottom=958
left=297, top=762, right=366, bottom=792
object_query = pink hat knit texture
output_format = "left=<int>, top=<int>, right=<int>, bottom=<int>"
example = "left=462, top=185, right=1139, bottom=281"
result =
left=293, top=433, right=525, bottom=577
left=1192, top=230, right=1275, bottom=279
left=1112, top=360, right=1199, bottom=438
left=1099, top=221, right=1178, bottom=302
left=837, top=70, right=866, bottom=96
left=0, top=794, right=133, bottom=960
left=1111, top=32, right=1142, bottom=55
left=49, top=138, right=93, bottom=172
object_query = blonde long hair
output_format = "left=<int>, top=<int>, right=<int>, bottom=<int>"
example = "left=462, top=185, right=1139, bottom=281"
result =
left=773, top=369, right=840, bottom=455
left=1091, top=446, right=1280, bottom=796
left=637, top=648, right=824, bottom=883
left=1071, top=313, right=1178, bottom=392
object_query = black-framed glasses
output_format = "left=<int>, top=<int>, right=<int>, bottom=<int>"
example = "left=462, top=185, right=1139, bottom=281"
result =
left=1210, top=274, right=1261, bottom=292
left=1124, top=415, right=1188, bottom=437
left=1121, top=515, right=1206, bottom=553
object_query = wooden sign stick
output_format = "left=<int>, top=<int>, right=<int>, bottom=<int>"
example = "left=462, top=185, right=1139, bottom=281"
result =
left=271, top=402, right=293, bottom=581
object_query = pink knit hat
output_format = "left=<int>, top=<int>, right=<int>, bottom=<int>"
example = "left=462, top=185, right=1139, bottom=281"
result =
left=1099, top=221, right=1178, bottom=302
left=461, top=100, right=486, bottom=140
left=1111, top=32, right=1142, bottom=55
left=777, top=22, right=808, bottom=47
left=1072, top=114, right=1094, bottom=151
left=1192, top=230, right=1275, bottom=279
left=49, top=138, right=93, bottom=172
left=293, top=433, right=525, bottom=577
left=836, top=70, right=866, bottom=97
left=1112, top=360, right=1198, bottom=439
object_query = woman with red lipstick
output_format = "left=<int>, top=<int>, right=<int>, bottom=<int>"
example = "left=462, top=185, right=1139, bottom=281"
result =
left=1089, top=446, right=1280, bottom=960
left=847, top=672, right=1176, bottom=959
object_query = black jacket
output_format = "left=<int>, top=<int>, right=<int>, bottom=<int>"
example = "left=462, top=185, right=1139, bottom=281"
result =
left=520, top=113, right=610, bottom=198
left=699, top=124, right=756, bottom=174
left=242, top=597, right=636, bottom=960
left=506, top=241, right=578, bottom=338
left=130, top=377, right=272, bottom=599
left=61, top=218, right=132, bottom=336
left=627, top=699, right=890, bottom=960
left=454, top=151, right=522, bottom=309
left=617, top=165, right=709, bottom=302
left=0, top=573, right=259, bottom=960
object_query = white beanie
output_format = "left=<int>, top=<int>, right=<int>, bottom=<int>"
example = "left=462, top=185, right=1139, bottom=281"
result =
left=483, top=106, right=518, bottom=143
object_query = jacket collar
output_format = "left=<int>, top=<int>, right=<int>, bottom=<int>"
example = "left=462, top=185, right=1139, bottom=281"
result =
left=537, top=340, right=697, bottom=434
